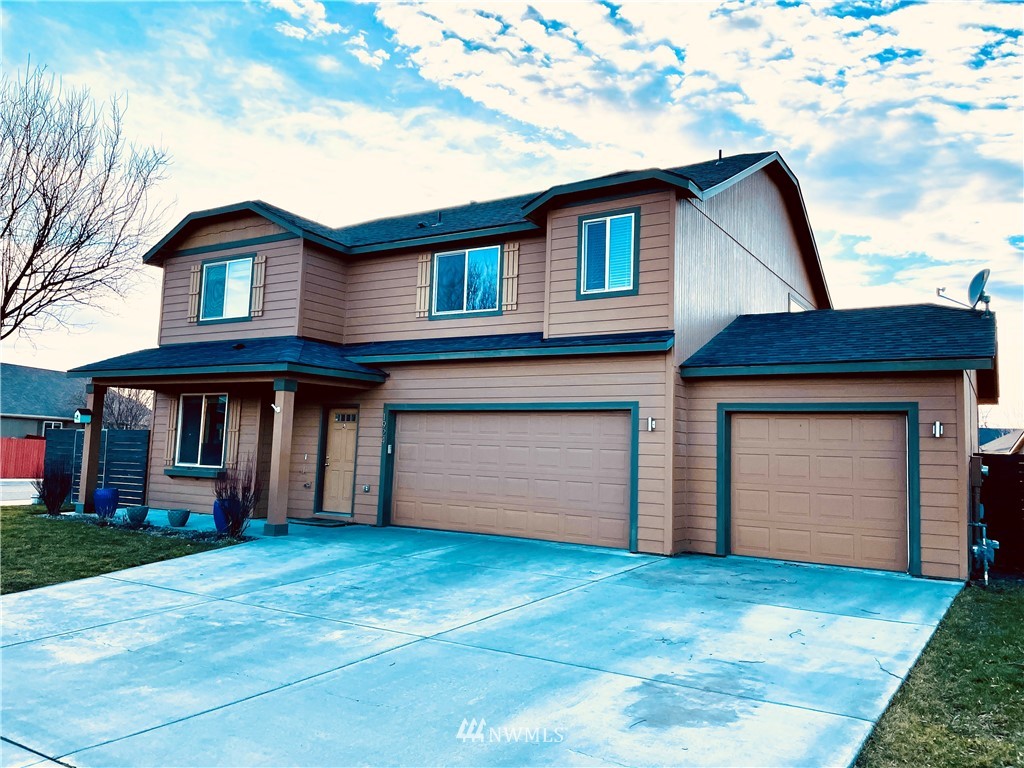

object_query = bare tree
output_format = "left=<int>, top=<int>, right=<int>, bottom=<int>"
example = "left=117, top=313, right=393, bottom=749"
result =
left=1, top=63, right=169, bottom=340
left=103, top=387, right=152, bottom=429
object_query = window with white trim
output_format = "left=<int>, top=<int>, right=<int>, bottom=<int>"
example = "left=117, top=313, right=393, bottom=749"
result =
left=579, top=210, right=638, bottom=297
left=176, top=394, right=228, bottom=467
left=432, top=245, right=500, bottom=315
left=42, top=421, right=62, bottom=433
left=201, top=257, right=253, bottom=321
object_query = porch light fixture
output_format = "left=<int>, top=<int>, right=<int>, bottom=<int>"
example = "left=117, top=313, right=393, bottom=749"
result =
left=931, top=420, right=944, bottom=438
left=647, top=417, right=656, bottom=432
left=270, top=403, right=282, bottom=414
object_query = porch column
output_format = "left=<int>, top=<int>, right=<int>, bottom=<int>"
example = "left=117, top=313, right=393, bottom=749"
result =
left=264, top=378, right=297, bottom=536
left=77, top=383, right=107, bottom=513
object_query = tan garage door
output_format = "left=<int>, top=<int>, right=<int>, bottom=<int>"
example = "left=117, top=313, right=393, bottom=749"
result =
left=392, top=410, right=631, bottom=548
left=731, top=413, right=908, bottom=571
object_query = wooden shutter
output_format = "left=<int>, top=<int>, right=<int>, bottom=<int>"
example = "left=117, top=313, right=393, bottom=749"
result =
left=187, top=265, right=201, bottom=323
left=415, top=253, right=431, bottom=318
left=164, top=396, right=179, bottom=466
left=225, top=397, right=242, bottom=469
left=250, top=254, right=267, bottom=318
left=502, top=242, right=520, bottom=311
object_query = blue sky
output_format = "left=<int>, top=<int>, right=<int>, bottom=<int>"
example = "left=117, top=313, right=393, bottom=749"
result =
left=3, top=0, right=1022, bottom=423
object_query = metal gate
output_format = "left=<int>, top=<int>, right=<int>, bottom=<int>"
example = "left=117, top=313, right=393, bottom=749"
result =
left=44, top=429, right=150, bottom=506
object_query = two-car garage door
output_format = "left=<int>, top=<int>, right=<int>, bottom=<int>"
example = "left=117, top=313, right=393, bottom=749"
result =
left=731, top=412, right=909, bottom=571
left=391, top=410, right=631, bottom=549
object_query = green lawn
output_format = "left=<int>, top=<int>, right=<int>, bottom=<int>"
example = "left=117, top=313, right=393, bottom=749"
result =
left=857, top=576, right=1024, bottom=767
left=0, top=505, right=233, bottom=595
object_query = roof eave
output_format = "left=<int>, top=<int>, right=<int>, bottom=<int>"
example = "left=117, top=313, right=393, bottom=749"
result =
left=680, top=357, right=995, bottom=379
left=345, top=221, right=541, bottom=255
left=68, top=362, right=387, bottom=384
left=520, top=170, right=702, bottom=220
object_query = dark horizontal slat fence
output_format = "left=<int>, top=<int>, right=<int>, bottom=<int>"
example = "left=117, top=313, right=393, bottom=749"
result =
left=45, top=429, right=150, bottom=506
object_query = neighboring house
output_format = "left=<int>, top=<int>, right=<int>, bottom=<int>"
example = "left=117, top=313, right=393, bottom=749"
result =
left=980, top=429, right=1024, bottom=454
left=0, top=363, right=86, bottom=438
left=70, top=151, right=999, bottom=580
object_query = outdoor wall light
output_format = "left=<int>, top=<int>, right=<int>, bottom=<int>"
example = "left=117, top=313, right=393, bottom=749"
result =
left=647, top=417, right=656, bottom=432
left=270, top=403, right=282, bottom=414
left=932, top=420, right=944, bottom=438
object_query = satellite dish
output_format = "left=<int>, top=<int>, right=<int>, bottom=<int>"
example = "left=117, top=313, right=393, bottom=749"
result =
left=968, top=269, right=991, bottom=309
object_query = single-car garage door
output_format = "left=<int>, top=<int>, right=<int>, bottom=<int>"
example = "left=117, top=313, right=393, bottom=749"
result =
left=391, top=410, right=631, bottom=548
left=731, top=412, right=908, bottom=571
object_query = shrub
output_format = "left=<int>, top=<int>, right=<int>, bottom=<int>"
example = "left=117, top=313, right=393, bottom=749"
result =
left=31, top=458, right=74, bottom=515
left=213, top=453, right=262, bottom=537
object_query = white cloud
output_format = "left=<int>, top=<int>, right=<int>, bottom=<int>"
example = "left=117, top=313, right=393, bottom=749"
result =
left=265, top=0, right=346, bottom=39
left=345, top=31, right=390, bottom=69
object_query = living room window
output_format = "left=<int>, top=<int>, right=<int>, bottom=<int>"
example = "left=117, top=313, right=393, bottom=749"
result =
left=176, top=394, right=228, bottom=467
left=578, top=208, right=640, bottom=299
left=200, top=257, right=253, bottom=322
left=431, top=245, right=501, bottom=317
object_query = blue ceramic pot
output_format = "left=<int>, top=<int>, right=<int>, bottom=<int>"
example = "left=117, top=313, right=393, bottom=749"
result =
left=94, top=487, right=119, bottom=519
left=213, top=498, right=240, bottom=533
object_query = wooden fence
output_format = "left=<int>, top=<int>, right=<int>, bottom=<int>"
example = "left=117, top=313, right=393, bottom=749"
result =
left=1, top=437, right=46, bottom=478
left=45, top=429, right=150, bottom=506
left=982, top=453, right=1024, bottom=573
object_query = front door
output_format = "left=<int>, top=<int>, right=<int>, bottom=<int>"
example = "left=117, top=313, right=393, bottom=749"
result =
left=322, top=408, right=358, bottom=514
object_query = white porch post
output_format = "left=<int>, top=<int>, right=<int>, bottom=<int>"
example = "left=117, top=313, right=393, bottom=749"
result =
left=264, top=378, right=296, bottom=535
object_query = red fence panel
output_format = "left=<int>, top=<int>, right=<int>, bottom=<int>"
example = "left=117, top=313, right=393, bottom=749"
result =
left=0, top=437, right=46, bottom=479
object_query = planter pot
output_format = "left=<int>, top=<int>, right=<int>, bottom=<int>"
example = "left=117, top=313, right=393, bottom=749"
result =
left=167, top=509, right=191, bottom=528
left=94, top=487, right=119, bottom=519
left=125, top=506, right=149, bottom=526
left=213, top=498, right=240, bottom=534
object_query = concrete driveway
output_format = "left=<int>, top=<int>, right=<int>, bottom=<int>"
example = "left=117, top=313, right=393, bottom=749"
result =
left=1, top=525, right=960, bottom=767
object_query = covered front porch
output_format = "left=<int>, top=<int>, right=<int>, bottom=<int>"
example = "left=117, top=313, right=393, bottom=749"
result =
left=68, top=337, right=387, bottom=535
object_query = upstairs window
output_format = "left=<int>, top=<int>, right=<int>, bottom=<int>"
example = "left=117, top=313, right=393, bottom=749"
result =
left=176, top=394, right=228, bottom=467
left=432, top=245, right=501, bottom=317
left=201, top=257, right=253, bottom=322
left=578, top=209, right=639, bottom=299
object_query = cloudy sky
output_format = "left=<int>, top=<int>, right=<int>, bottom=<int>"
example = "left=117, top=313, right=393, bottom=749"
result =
left=3, top=0, right=1022, bottom=424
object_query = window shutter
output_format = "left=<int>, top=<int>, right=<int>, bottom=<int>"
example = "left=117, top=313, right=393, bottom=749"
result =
left=225, top=397, right=242, bottom=469
left=415, top=253, right=431, bottom=318
left=250, top=254, right=267, bottom=317
left=502, top=242, right=520, bottom=311
left=187, top=265, right=201, bottom=323
left=164, top=397, right=179, bottom=466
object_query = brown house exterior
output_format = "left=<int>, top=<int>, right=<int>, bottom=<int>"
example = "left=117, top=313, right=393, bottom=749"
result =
left=72, top=152, right=998, bottom=581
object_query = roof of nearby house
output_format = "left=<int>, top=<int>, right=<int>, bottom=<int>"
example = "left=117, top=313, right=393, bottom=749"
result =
left=680, top=304, right=999, bottom=400
left=980, top=429, right=1024, bottom=454
left=69, top=330, right=675, bottom=382
left=0, top=363, right=87, bottom=420
left=979, top=426, right=1012, bottom=446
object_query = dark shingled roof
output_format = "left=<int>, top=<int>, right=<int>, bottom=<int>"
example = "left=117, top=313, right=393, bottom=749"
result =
left=150, top=152, right=781, bottom=260
left=70, top=330, right=674, bottom=380
left=70, top=337, right=387, bottom=381
left=682, top=304, right=997, bottom=369
left=0, top=363, right=87, bottom=419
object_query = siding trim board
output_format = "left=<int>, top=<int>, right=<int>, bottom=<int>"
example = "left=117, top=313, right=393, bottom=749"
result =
left=715, top=402, right=922, bottom=576
left=172, top=233, right=299, bottom=259
left=349, top=337, right=673, bottom=364
left=377, top=401, right=641, bottom=552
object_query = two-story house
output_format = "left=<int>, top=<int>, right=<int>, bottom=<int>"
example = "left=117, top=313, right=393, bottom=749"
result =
left=72, top=151, right=998, bottom=580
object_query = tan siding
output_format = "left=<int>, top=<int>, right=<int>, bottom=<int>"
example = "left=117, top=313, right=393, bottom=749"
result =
left=287, top=401, right=322, bottom=517
left=350, top=354, right=673, bottom=555
left=343, top=236, right=546, bottom=343
left=675, top=169, right=819, bottom=363
left=546, top=192, right=674, bottom=338
left=159, top=238, right=302, bottom=344
left=298, top=244, right=347, bottom=344
left=176, top=215, right=286, bottom=249
left=682, top=373, right=970, bottom=579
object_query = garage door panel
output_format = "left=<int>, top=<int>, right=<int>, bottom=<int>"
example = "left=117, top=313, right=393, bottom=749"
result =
left=732, top=413, right=908, bottom=572
left=392, top=410, right=631, bottom=548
